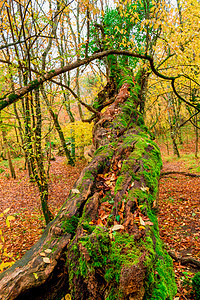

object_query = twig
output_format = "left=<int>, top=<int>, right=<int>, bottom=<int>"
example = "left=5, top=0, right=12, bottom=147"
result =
left=168, top=250, right=200, bottom=269
left=161, top=171, right=200, bottom=178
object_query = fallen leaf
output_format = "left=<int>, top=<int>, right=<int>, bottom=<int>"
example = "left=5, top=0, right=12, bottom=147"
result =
left=40, top=252, right=46, bottom=257
left=111, top=224, right=124, bottom=231
left=139, top=225, right=146, bottom=230
left=139, top=216, right=146, bottom=226
left=97, top=219, right=104, bottom=226
left=64, top=294, right=71, bottom=300
left=140, top=186, right=149, bottom=193
left=6, top=218, right=10, bottom=228
left=72, top=189, right=80, bottom=194
left=3, top=208, right=10, bottom=214
left=145, top=221, right=154, bottom=226
left=119, top=201, right=125, bottom=212
left=7, top=215, right=15, bottom=221
left=118, top=161, right=122, bottom=169
left=33, top=273, right=38, bottom=279
left=101, top=214, right=110, bottom=220
left=110, top=173, right=116, bottom=181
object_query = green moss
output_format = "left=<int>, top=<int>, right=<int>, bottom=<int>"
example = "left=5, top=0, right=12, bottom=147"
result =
left=118, top=130, right=176, bottom=299
left=69, top=225, right=142, bottom=297
left=131, top=173, right=141, bottom=181
left=8, top=93, right=18, bottom=102
left=100, top=191, right=114, bottom=205
left=106, top=287, right=123, bottom=300
left=76, top=202, right=81, bottom=208
left=114, top=175, right=127, bottom=193
left=93, top=100, right=101, bottom=110
left=82, top=222, right=95, bottom=234
left=109, top=232, right=140, bottom=270
left=141, top=212, right=177, bottom=300
left=94, top=145, right=109, bottom=155
left=81, top=169, right=95, bottom=182
left=79, top=255, right=88, bottom=277
left=192, top=272, right=200, bottom=299
left=48, top=69, right=55, bottom=74
left=137, top=115, right=145, bottom=126
left=112, top=100, right=138, bottom=132
left=78, top=227, right=110, bottom=275
left=30, top=79, right=39, bottom=89
left=61, top=215, right=79, bottom=234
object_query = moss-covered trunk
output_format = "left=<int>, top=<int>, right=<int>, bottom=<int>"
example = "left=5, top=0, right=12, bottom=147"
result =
left=0, top=80, right=176, bottom=300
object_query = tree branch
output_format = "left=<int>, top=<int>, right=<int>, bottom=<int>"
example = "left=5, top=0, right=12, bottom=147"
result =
left=161, top=171, right=200, bottom=178
left=0, top=50, right=199, bottom=114
left=168, top=250, right=200, bottom=269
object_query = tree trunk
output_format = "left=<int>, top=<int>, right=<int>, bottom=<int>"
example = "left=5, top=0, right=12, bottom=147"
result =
left=195, top=111, right=198, bottom=158
left=34, top=88, right=54, bottom=224
left=0, top=81, right=177, bottom=300
left=0, top=121, right=16, bottom=179
left=40, top=85, right=75, bottom=166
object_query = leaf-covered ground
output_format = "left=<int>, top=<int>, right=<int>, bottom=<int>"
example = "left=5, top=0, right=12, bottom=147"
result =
left=0, top=157, right=86, bottom=261
left=157, top=137, right=200, bottom=299
left=0, top=138, right=200, bottom=299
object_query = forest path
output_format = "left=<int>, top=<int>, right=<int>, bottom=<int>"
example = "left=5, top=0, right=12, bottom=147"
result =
left=0, top=139, right=199, bottom=299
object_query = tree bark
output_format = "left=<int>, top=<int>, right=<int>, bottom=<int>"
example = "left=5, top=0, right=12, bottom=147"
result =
left=0, top=81, right=177, bottom=300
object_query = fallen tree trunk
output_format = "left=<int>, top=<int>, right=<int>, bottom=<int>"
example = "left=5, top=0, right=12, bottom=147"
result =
left=0, top=80, right=177, bottom=300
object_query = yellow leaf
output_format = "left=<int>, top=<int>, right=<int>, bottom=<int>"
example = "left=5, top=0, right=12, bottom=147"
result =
left=0, top=213, right=3, bottom=218
left=3, top=208, right=10, bottom=214
left=4, top=2, right=10, bottom=8
left=33, top=273, right=38, bottom=279
left=7, top=215, right=15, bottom=221
left=6, top=218, right=10, bottom=228
left=139, top=225, right=146, bottom=230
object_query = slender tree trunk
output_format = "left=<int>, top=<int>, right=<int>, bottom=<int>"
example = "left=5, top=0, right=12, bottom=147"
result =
left=195, top=111, right=198, bottom=158
left=0, top=119, right=16, bottom=179
left=41, top=86, right=75, bottom=166
left=34, top=88, right=53, bottom=224
left=167, top=109, right=180, bottom=158
left=0, top=79, right=176, bottom=300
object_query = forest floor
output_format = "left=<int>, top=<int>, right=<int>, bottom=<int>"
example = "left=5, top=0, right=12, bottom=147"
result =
left=0, top=136, right=200, bottom=299
left=156, top=137, right=200, bottom=299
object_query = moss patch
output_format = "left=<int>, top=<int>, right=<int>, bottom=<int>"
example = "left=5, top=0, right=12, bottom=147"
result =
left=61, top=216, right=79, bottom=234
left=8, top=93, right=18, bottom=102
left=192, top=272, right=200, bottom=300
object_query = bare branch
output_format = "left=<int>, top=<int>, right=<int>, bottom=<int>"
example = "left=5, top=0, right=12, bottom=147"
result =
left=0, top=49, right=199, bottom=114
